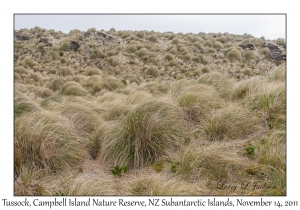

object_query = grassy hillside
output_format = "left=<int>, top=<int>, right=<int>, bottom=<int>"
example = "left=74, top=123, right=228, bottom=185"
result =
left=14, top=26, right=286, bottom=196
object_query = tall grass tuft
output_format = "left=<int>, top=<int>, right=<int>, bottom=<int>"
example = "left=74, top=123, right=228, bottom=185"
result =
left=56, top=101, right=102, bottom=134
left=243, top=82, right=285, bottom=129
left=57, top=66, right=74, bottom=77
left=14, top=110, right=87, bottom=175
left=169, top=143, right=247, bottom=181
left=256, top=131, right=286, bottom=171
left=59, top=81, right=88, bottom=96
left=126, top=173, right=196, bottom=195
left=101, top=99, right=187, bottom=169
left=226, top=49, right=241, bottom=60
left=14, top=166, right=46, bottom=195
left=85, top=67, right=101, bottom=76
left=232, top=76, right=265, bottom=100
left=268, top=65, right=286, bottom=82
left=176, top=84, right=222, bottom=122
left=14, top=91, right=40, bottom=117
left=204, top=104, right=262, bottom=141
left=47, top=78, right=68, bottom=91
left=198, top=72, right=235, bottom=99
left=51, top=173, right=116, bottom=195
left=91, top=76, right=126, bottom=94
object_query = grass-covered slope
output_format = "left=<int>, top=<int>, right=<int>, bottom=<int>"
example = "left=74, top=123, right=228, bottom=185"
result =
left=14, top=27, right=286, bottom=196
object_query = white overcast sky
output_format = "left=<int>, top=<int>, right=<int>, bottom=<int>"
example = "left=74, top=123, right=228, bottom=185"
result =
left=14, top=14, right=285, bottom=40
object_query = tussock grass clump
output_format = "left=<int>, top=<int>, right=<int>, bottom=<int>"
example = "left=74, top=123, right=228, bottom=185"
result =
left=193, top=41, right=203, bottom=49
left=192, top=56, right=201, bottom=63
left=198, top=72, right=235, bottom=98
left=37, top=43, right=45, bottom=50
left=15, top=66, right=27, bottom=74
left=44, top=51, right=60, bottom=62
left=125, top=91, right=153, bottom=105
left=243, top=82, right=285, bottom=129
left=36, top=87, right=55, bottom=98
left=260, top=47, right=270, bottom=56
left=107, top=57, right=119, bottom=67
left=59, top=81, right=87, bottom=96
left=97, top=92, right=126, bottom=103
left=28, top=73, right=41, bottom=82
left=126, top=75, right=141, bottom=85
left=253, top=38, right=264, bottom=47
left=136, top=31, right=145, bottom=38
left=121, top=31, right=132, bottom=39
left=171, top=37, right=180, bottom=45
left=57, top=66, right=74, bottom=76
left=190, top=36, right=203, bottom=43
left=181, top=53, right=192, bottom=61
left=81, top=75, right=102, bottom=88
left=138, top=48, right=148, bottom=57
left=168, top=47, right=178, bottom=54
left=59, top=42, right=71, bottom=51
left=243, top=50, right=257, bottom=60
left=268, top=65, right=285, bottom=82
left=14, top=111, right=87, bottom=174
left=14, top=73, right=21, bottom=82
left=14, top=166, right=46, bottom=195
left=103, top=103, right=130, bottom=121
left=213, top=41, right=224, bottom=49
left=101, top=99, right=187, bottom=169
left=177, top=85, right=222, bottom=122
left=127, top=44, right=138, bottom=53
left=218, top=35, right=227, bottom=43
left=226, top=48, right=241, bottom=60
left=256, top=131, right=286, bottom=171
left=201, top=66, right=211, bottom=74
left=204, top=104, right=262, bottom=141
left=92, top=76, right=126, bottom=94
left=206, top=48, right=216, bottom=53
left=23, top=58, right=38, bottom=68
left=204, top=40, right=213, bottom=47
left=264, top=168, right=286, bottom=196
left=140, top=81, right=171, bottom=95
left=40, top=95, right=64, bottom=108
left=90, top=49, right=105, bottom=59
left=276, top=38, right=285, bottom=46
left=148, top=34, right=158, bottom=43
left=20, top=31, right=30, bottom=39
left=14, top=91, right=40, bottom=117
left=57, top=102, right=101, bottom=133
left=127, top=173, right=196, bottom=195
left=199, top=55, right=209, bottom=65
left=51, top=173, right=116, bottom=196
left=85, top=67, right=101, bottom=76
left=146, top=66, right=160, bottom=78
left=165, top=53, right=174, bottom=61
left=170, top=143, right=247, bottom=181
left=47, top=78, right=68, bottom=91
left=243, top=68, right=253, bottom=76
left=232, top=76, right=265, bottom=100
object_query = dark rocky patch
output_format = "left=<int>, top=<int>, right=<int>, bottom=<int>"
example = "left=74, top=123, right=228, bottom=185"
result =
left=239, top=44, right=255, bottom=50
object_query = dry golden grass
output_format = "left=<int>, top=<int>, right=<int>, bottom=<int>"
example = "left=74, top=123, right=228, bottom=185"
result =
left=14, top=110, right=88, bottom=175
left=14, top=27, right=286, bottom=196
left=204, top=104, right=263, bottom=141
left=100, top=98, right=187, bottom=169
left=124, top=171, right=198, bottom=195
